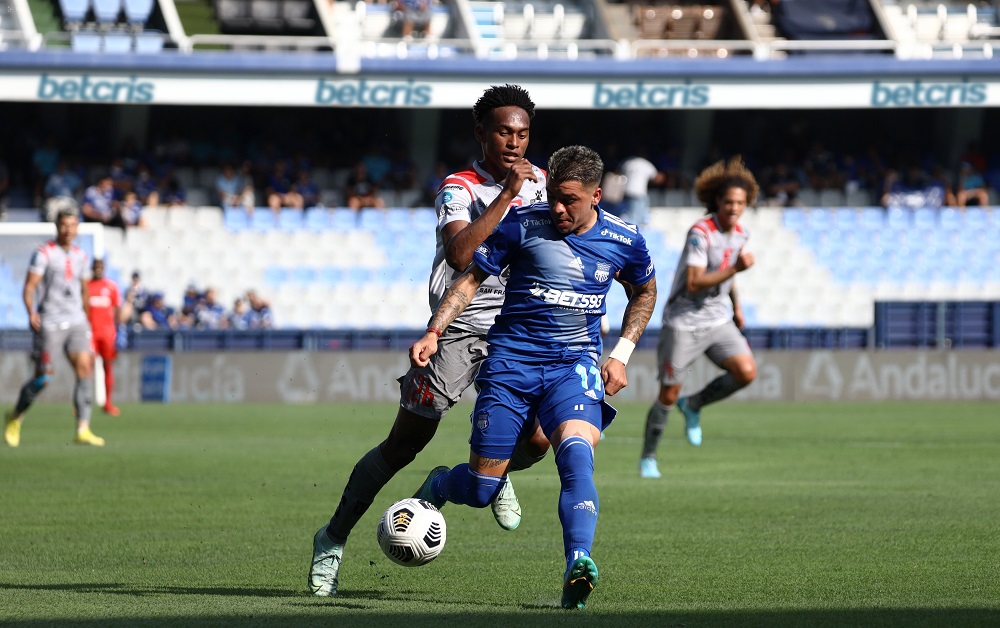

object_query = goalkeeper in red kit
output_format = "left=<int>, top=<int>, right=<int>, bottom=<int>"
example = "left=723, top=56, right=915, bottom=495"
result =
left=87, top=259, right=131, bottom=416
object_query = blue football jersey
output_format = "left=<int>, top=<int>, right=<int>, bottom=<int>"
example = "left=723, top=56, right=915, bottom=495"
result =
left=473, top=203, right=655, bottom=361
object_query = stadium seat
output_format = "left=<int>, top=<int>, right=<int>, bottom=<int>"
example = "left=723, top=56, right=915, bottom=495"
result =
left=833, top=208, right=858, bottom=230
left=249, top=0, right=283, bottom=32
left=304, top=208, right=330, bottom=231
left=60, top=0, right=90, bottom=25
left=223, top=208, right=249, bottom=232
left=123, top=0, right=154, bottom=26
left=282, top=0, right=317, bottom=32
left=860, top=207, right=884, bottom=230
left=278, top=208, right=304, bottom=231
left=913, top=207, right=937, bottom=230
left=102, top=30, right=133, bottom=52
left=134, top=31, right=165, bottom=53
left=185, top=187, right=211, bottom=207
left=939, top=207, right=961, bottom=230
left=71, top=30, right=103, bottom=52
left=807, top=208, right=832, bottom=230
left=92, top=0, right=122, bottom=25
left=358, top=209, right=387, bottom=231
left=330, top=209, right=358, bottom=231
left=263, top=266, right=289, bottom=285
left=963, top=207, right=991, bottom=230
left=782, top=207, right=805, bottom=230
left=886, top=206, right=910, bottom=230
left=251, top=209, right=276, bottom=231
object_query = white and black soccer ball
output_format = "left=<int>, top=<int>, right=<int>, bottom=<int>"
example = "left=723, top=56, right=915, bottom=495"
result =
left=376, top=498, right=447, bottom=567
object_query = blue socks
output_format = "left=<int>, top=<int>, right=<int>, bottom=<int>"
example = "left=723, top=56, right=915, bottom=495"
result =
left=555, top=436, right=598, bottom=566
left=435, top=463, right=503, bottom=508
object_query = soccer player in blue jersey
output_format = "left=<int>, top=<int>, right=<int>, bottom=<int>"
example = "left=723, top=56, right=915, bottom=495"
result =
left=410, top=145, right=658, bottom=610
left=309, top=84, right=550, bottom=597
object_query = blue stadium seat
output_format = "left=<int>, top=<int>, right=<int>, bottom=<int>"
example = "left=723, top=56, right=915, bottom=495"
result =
left=963, top=207, right=990, bottom=230
left=782, top=207, right=805, bottom=231
left=939, top=207, right=961, bottom=231
left=289, top=266, right=318, bottom=285
left=103, top=30, right=133, bottom=53
left=319, top=266, right=345, bottom=285
left=223, top=208, right=249, bottom=232
left=358, top=209, right=387, bottom=231
left=278, top=208, right=303, bottom=231
left=251, top=209, right=276, bottom=232
left=71, top=30, right=102, bottom=53
left=860, top=207, right=884, bottom=230
left=123, top=0, right=154, bottom=25
left=410, top=209, right=437, bottom=230
left=833, top=208, right=858, bottom=230
left=92, top=0, right=122, bottom=25
left=808, top=208, right=832, bottom=230
left=134, top=31, right=165, bottom=53
left=330, top=209, right=358, bottom=231
left=60, top=0, right=90, bottom=24
left=304, top=208, right=330, bottom=231
left=263, top=266, right=289, bottom=285
left=913, top=207, right=937, bottom=230
left=886, top=206, right=910, bottom=230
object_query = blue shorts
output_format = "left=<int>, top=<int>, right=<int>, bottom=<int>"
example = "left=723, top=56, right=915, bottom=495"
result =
left=469, top=355, right=618, bottom=460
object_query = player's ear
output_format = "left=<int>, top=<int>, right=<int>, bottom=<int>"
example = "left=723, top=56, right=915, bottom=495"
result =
left=592, top=186, right=602, bottom=209
left=473, top=124, right=486, bottom=145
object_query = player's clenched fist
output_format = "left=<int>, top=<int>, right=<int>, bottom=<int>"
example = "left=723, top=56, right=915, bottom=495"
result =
left=409, top=334, right=439, bottom=368
left=735, top=251, right=755, bottom=272
left=503, top=158, right=538, bottom=197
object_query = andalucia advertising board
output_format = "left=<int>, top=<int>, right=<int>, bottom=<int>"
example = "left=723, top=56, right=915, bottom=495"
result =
left=0, top=72, right=997, bottom=108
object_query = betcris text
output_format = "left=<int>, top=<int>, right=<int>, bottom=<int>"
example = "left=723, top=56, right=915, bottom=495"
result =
left=594, top=81, right=709, bottom=108
left=871, top=79, right=986, bottom=107
left=316, top=79, right=431, bottom=106
left=38, top=74, right=154, bottom=103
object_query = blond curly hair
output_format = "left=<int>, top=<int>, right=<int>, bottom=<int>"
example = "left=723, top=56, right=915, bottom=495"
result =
left=693, top=155, right=759, bottom=214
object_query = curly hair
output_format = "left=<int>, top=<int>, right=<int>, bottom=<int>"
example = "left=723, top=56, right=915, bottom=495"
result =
left=693, top=155, right=759, bottom=214
left=472, top=84, right=535, bottom=127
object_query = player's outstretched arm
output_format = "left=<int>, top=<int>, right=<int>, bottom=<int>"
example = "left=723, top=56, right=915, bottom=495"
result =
left=444, top=159, right=537, bottom=271
left=602, top=276, right=657, bottom=396
left=410, top=265, right=488, bottom=367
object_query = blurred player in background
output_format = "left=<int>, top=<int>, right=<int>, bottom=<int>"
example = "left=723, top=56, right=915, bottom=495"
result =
left=4, top=208, right=104, bottom=447
left=639, top=156, right=759, bottom=479
left=310, top=84, right=550, bottom=596
left=410, top=145, right=657, bottom=609
left=88, top=258, right=131, bottom=416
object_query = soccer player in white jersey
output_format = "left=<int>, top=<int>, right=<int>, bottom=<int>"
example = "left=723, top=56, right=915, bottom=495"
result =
left=639, top=156, right=759, bottom=479
left=411, top=145, right=657, bottom=609
left=309, top=85, right=550, bottom=596
left=4, top=208, right=103, bottom=447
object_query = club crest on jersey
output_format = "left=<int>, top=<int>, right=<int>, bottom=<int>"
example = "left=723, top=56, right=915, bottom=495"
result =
left=475, top=412, right=489, bottom=431
left=594, top=262, right=611, bottom=282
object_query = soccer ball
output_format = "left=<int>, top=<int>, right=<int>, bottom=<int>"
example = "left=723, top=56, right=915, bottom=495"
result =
left=376, top=498, right=447, bottom=567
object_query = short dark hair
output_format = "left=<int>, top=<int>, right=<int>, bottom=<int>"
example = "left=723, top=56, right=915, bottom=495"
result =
left=472, top=84, right=535, bottom=126
left=56, top=207, right=79, bottom=223
left=547, top=145, right=604, bottom=188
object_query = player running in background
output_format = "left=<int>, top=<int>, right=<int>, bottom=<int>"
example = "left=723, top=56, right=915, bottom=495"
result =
left=310, top=84, right=550, bottom=596
left=639, top=156, right=759, bottom=479
left=4, top=208, right=103, bottom=447
left=88, top=258, right=130, bottom=417
left=410, top=145, right=657, bottom=609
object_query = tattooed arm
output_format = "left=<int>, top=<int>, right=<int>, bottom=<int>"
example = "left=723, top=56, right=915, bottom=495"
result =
left=602, top=276, right=657, bottom=396
left=409, top=264, right=489, bottom=368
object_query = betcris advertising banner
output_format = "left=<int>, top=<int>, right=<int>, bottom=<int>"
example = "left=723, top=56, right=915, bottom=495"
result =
left=0, top=72, right=995, bottom=108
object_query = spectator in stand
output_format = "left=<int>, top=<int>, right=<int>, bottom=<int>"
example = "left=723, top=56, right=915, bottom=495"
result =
left=956, top=161, right=990, bottom=208
left=87, top=259, right=128, bottom=416
left=81, top=175, right=124, bottom=228
left=124, top=271, right=149, bottom=325
left=246, top=289, right=273, bottom=329
left=0, top=150, right=8, bottom=220
left=140, top=292, right=178, bottom=330
left=32, top=136, right=60, bottom=204
left=228, top=297, right=252, bottom=330
left=179, top=283, right=202, bottom=328
left=134, top=163, right=160, bottom=207
left=763, top=161, right=801, bottom=207
left=391, top=0, right=432, bottom=39
left=158, top=170, right=187, bottom=207
left=216, top=163, right=256, bottom=212
left=388, top=146, right=417, bottom=192
left=803, top=141, right=843, bottom=191
left=43, top=161, right=83, bottom=221
left=195, top=287, right=227, bottom=329
left=345, top=161, right=385, bottom=212
left=266, top=160, right=304, bottom=212
left=119, top=191, right=146, bottom=229
left=362, top=146, right=392, bottom=186
left=294, top=170, right=320, bottom=209
left=618, top=150, right=666, bottom=226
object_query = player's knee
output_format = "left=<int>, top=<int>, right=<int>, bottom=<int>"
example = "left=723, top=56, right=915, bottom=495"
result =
left=526, top=428, right=550, bottom=457
left=555, top=436, right=594, bottom=480
left=733, top=361, right=757, bottom=386
left=465, top=470, right=502, bottom=508
left=658, top=385, right=680, bottom=406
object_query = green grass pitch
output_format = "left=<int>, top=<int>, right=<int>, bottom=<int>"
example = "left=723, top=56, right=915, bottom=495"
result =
left=1, top=401, right=998, bottom=627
